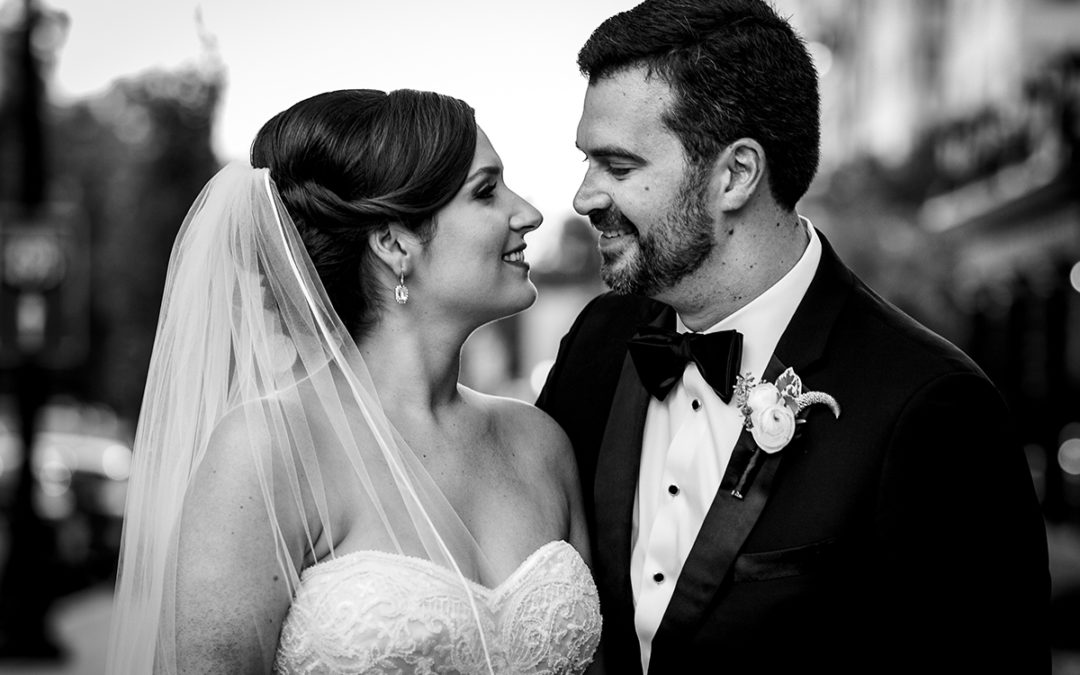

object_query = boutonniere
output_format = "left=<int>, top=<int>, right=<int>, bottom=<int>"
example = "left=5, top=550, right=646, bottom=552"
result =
left=729, top=367, right=840, bottom=499
left=735, top=367, right=840, bottom=452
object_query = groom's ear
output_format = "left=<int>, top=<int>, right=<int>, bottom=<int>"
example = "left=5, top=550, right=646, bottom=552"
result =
left=367, top=223, right=419, bottom=276
left=714, top=138, right=765, bottom=212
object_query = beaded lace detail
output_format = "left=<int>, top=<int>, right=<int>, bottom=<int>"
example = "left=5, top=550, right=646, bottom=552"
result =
left=273, top=540, right=601, bottom=674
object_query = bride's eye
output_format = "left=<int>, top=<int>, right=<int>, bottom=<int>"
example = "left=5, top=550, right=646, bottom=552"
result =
left=474, top=183, right=497, bottom=200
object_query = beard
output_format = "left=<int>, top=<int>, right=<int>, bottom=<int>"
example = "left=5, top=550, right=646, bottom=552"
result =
left=593, top=165, right=716, bottom=296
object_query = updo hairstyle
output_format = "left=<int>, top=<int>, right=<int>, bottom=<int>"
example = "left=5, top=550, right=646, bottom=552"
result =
left=250, top=89, right=478, bottom=338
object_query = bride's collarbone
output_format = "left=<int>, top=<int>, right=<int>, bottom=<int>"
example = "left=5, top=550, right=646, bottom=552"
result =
left=379, top=394, right=568, bottom=547
left=418, top=432, right=566, bottom=554
left=397, top=400, right=518, bottom=473
left=418, top=428, right=534, bottom=502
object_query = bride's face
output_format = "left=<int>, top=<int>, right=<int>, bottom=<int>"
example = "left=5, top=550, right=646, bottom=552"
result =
left=413, top=128, right=542, bottom=324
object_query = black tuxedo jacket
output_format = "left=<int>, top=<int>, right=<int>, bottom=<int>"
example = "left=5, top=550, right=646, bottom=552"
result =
left=537, top=234, right=1049, bottom=674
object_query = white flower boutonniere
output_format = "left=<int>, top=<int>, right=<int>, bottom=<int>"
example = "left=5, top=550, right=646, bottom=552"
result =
left=734, top=367, right=840, bottom=454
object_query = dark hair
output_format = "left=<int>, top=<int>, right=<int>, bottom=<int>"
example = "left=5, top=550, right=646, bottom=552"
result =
left=578, top=0, right=819, bottom=210
left=250, top=89, right=477, bottom=337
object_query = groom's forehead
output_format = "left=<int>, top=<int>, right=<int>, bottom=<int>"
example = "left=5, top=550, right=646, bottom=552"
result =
left=582, top=70, right=672, bottom=117
left=577, top=84, right=680, bottom=160
left=580, top=72, right=672, bottom=130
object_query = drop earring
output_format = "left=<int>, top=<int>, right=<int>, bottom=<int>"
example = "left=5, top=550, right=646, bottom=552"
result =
left=394, top=266, right=409, bottom=304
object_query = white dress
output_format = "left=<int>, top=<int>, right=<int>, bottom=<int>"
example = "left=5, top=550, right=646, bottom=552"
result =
left=273, top=540, right=602, bottom=674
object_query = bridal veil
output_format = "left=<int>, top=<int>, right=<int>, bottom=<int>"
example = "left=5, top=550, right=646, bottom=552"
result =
left=106, top=163, right=496, bottom=673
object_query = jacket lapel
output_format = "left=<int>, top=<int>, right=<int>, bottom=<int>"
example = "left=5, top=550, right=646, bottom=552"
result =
left=592, top=354, right=649, bottom=626
left=650, top=232, right=854, bottom=657
left=772, top=231, right=852, bottom=372
left=592, top=304, right=673, bottom=668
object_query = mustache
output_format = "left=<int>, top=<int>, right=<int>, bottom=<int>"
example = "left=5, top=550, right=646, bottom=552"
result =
left=588, top=206, right=637, bottom=232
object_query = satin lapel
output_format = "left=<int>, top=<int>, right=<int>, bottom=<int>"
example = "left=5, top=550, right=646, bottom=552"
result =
left=651, top=355, right=788, bottom=649
left=772, top=230, right=853, bottom=372
left=592, top=354, right=649, bottom=624
left=593, top=305, right=674, bottom=638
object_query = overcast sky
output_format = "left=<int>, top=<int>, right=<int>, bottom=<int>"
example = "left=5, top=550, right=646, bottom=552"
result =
left=48, top=0, right=641, bottom=249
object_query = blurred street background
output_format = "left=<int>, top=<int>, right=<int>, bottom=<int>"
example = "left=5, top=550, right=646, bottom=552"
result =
left=0, top=0, right=1079, bottom=672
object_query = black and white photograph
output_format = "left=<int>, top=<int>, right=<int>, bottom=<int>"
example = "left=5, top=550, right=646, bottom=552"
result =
left=0, top=0, right=1078, bottom=673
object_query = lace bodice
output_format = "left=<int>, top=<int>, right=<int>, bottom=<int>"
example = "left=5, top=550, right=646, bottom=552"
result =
left=273, top=540, right=601, bottom=674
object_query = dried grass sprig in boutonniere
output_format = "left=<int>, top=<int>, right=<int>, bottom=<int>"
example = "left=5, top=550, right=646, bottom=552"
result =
left=729, top=367, right=840, bottom=499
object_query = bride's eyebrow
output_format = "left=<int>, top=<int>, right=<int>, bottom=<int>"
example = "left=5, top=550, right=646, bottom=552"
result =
left=465, top=166, right=502, bottom=184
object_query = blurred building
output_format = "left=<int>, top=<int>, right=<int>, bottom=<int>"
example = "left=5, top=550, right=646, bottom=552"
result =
left=777, top=0, right=1074, bottom=171
left=766, top=0, right=1080, bottom=526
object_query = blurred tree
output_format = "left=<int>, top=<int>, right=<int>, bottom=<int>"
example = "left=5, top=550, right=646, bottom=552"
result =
left=50, top=64, right=223, bottom=422
left=3, top=4, right=223, bottom=424
left=0, top=0, right=71, bottom=659
left=0, top=11, right=223, bottom=658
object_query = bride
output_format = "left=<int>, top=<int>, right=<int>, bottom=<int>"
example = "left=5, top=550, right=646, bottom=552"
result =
left=106, top=89, right=601, bottom=674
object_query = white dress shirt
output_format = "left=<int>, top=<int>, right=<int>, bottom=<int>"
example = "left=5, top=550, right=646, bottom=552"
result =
left=630, top=218, right=822, bottom=673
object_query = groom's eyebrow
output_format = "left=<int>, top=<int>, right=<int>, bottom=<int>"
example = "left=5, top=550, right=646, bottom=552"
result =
left=577, top=143, right=645, bottom=164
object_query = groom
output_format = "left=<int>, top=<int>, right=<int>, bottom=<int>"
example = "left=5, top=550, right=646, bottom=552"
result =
left=537, top=1, right=1050, bottom=673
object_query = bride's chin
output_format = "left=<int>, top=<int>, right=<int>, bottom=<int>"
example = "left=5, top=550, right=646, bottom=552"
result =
left=487, top=283, right=538, bottom=321
left=514, top=283, right=539, bottom=312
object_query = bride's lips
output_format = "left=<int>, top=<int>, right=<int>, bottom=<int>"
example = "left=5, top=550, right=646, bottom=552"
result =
left=502, top=244, right=529, bottom=268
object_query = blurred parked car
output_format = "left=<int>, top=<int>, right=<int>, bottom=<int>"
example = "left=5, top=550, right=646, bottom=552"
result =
left=0, top=401, right=132, bottom=587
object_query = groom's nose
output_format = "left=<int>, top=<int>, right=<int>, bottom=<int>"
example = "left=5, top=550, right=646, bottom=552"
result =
left=573, top=173, right=611, bottom=216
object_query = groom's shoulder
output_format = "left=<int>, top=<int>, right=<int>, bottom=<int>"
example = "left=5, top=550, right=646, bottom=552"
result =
left=567, top=291, right=668, bottom=344
left=815, top=232, right=986, bottom=384
left=841, top=271, right=987, bottom=384
left=539, top=292, right=664, bottom=409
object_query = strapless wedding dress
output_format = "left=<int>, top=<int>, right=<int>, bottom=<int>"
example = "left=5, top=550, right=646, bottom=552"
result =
left=273, top=540, right=601, bottom=674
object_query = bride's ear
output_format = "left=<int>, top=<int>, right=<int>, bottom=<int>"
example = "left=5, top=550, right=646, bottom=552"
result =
left=368, top=224, right=418, bottom=277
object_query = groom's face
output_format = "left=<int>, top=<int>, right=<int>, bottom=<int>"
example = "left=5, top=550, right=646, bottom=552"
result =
left=573, top=67, right=717, bottom=299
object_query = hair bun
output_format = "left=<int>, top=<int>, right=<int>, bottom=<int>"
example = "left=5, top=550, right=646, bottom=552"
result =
left=249, top=88, right=476, bottom=338
left=280, top=179, right=383, bottom=232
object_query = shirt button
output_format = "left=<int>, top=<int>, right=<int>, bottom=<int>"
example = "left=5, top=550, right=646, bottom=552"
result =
left=668, top=484, right=679, bottom=496
left=653, top=572, right=665, bottom=584
left=691, top=399, right=701, bottom=411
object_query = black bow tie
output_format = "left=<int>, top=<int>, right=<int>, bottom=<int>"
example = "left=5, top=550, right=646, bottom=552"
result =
left=627, top=326, right=743, bottom=403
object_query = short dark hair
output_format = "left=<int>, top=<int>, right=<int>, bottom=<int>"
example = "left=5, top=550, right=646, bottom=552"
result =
left=578, top=0, right=820, bottom=210
left=250, top=89, right=477, bottom=338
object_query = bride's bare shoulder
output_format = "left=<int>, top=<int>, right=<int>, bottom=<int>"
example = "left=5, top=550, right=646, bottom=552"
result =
left=192, top=394, right=342, bottom=555
left=460, top=387, right=573, bottom=465
left=193, top=398, right=301, bottom=503
left=199, top=394, right=342, bottom=497
left=206, top=392, right=355, bottom=462
left=205, top=396, right=300, bottom=458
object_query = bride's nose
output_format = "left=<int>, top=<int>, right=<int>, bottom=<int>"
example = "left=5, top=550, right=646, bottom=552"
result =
left=510, top=193, right=542, bottom=233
